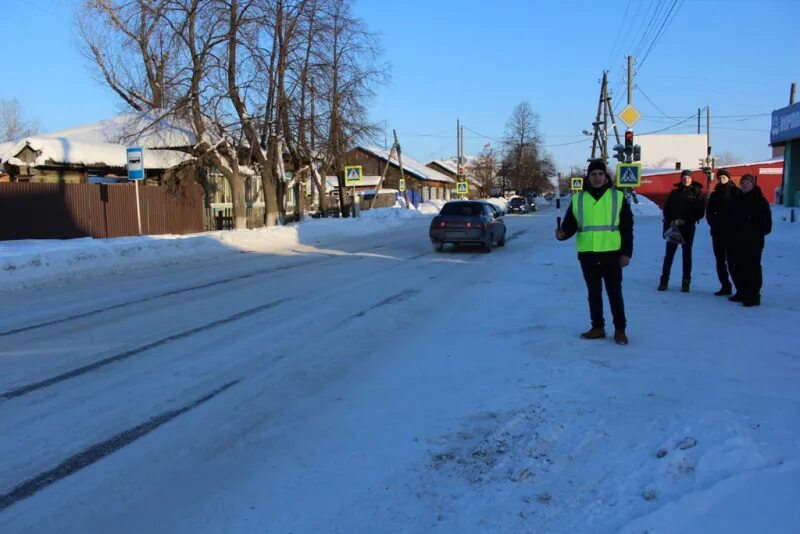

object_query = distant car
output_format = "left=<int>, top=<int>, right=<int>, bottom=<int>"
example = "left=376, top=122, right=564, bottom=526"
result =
left=508, top=196, right=531, bottom=214
left=525, top=196, right=540, bottom=211
left=429, top=200, right=506, bottom=252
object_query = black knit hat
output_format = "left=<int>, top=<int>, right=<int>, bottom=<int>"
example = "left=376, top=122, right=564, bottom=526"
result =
left=587, top=160, right=608, bottom=177
left=740, top=173, right=757, bottom=185
left=681, top=169, right=693, bottom=178
left=717, top=168, right=731, bottom=179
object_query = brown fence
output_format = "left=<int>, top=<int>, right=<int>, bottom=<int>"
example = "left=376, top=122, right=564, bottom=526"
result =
left=0, top=182, right=205, bottom=240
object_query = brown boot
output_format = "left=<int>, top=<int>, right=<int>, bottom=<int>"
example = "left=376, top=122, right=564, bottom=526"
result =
left=614, top=329, right=629, bottom=345
left=580, top=327, right=606, bottom=340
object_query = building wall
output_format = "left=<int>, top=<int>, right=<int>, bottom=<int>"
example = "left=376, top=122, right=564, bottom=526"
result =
left=343, top=148, right=452, bottom=200
left=637, top=160, right=784, bottom=208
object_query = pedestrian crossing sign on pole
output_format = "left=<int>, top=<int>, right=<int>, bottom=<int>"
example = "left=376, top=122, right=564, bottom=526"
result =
left=344, top=165, right=363, bottom=185
left=570, top=177, right=584, bottom=191
left=399, top=178, right=406, bottom=192
left=615, top=162, right=642, bottom=188
left=456, top=181, right=469, bottom=195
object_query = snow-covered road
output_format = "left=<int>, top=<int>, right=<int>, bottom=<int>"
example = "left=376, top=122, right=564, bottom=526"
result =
left=1, top=205, right=799, bottom=533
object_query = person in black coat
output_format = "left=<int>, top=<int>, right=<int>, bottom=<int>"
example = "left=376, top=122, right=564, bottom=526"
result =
left=728, top=174, right=772, bottom=307
left=658, top=169, right=705, bottom=292
left=705, top=168, right=739, bottom=295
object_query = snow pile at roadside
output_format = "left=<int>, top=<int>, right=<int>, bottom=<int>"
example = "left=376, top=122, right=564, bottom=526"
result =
left=0, top=206, right=432, bottom=293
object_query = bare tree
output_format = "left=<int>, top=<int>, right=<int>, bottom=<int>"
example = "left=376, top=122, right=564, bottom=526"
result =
left=500, top=101, right=553, bottom=194
left=0, top=98, right=39, bottom=141
left=468, top=148, right=496, bottom=198
left=77, top=0, right=179, bottom=111
left=315, top=0, right=387, bottom=215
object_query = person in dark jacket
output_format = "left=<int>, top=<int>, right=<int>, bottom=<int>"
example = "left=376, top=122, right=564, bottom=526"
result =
left=728, top=174, right=772, bottom=307
left=705, top=168, right=739, bottom=295
left=556, top=160, right=634, bottom=345
left=658, top=169, right=705, bottom=292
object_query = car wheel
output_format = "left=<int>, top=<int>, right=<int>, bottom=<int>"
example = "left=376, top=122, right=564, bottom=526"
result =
left=432, top=240, right=444, bottom=252
left=497, top=230, right=506, bottom=247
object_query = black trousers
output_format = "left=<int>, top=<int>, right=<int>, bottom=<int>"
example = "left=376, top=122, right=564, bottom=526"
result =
left=712, top=233, right=732, bottom=289
left=580, top=253, right=626, bottom=330
left=730, top=245, right=763, bottom=301
left=661, top=224, right=696, bottom=281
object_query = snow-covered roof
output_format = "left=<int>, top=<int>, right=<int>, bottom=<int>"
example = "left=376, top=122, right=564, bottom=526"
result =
left=358, top=146, right=454, bottom=184
left=42, top=110, right=199, bottom=149
left=428, top=158, right=482, bottom=186
left=1, top=137, right=190, bottom=170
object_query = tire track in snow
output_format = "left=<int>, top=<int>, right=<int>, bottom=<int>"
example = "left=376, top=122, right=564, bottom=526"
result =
left=0, top=298, right=290, bottom=401
left=0, top=379, right=240, bottom=511
left=0, top=239, right=402, bottom=338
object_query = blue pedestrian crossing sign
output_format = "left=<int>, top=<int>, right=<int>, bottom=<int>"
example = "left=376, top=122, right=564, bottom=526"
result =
left=344, top=165, right=363, bottom=185
left=570, top=177, right=584, bottom=191
left=615, top=163, right=642, bottom=188
left=456, top=181, right=469, bottom=194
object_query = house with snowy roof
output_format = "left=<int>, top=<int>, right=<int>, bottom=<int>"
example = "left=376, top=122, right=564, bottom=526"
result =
left=342, top=146, right=456, bottom=205
left=0, top=111, right=195, bottom=185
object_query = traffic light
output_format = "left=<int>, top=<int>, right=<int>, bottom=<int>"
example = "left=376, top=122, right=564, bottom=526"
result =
left=633, top=144, right=641, bottom=162
left=613, top=144, right=626, bottom=162
left=624, top=130, right=634, bottom=162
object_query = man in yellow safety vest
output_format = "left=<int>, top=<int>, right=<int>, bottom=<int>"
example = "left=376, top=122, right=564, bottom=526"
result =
left=556, top=160, right=634, bottom=345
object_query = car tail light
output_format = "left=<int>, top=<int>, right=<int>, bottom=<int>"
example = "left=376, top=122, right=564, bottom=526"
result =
left=438, top=221, right=447, bottom=227
left=466, top=221, right=484, bottom=229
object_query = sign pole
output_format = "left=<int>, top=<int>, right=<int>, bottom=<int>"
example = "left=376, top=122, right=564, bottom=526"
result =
left=135, top=179, right=143, bottom=235
left=556, top=172, right=562, bottom=231
left=126, top=147, right=145, bottom=236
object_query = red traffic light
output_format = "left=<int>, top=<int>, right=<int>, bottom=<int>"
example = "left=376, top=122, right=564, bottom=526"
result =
left=624, top=130, right=634, bottom=147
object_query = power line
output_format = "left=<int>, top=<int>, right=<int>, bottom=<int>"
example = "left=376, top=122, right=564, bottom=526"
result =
left=638, top=0, right=684, bottom=72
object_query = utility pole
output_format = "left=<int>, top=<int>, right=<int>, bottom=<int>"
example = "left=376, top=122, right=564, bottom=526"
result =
left=791, top=82, right=797, bottom=105
left=697, top=108, right=701, bottom=134
left=606, top=92, right=622, bottom=146
left=602, top=71, right=609, bottom=162
left=590, top=71, right=607, bottom=160
left=394, top=129, right=410, bottom=209
left=627, top=55, right=633, bottom=105
left=707, top=106, right=712, bottom=164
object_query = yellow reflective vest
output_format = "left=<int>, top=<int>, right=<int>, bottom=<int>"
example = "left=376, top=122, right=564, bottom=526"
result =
left=572, top=188, right=623, bottom=252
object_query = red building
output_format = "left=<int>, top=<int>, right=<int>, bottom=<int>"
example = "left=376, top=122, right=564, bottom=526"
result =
left=637, top=159, right=784, bottom=209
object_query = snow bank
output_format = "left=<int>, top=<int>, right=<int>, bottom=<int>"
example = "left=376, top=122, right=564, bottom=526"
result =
left=0, top=207, right=433, bottom=293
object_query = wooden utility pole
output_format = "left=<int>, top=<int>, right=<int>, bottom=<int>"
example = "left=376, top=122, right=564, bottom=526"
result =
left=606, top=93, right=622, bottom=146
left=394, top=129, right=411, bottom=209
left=591, top=71, right=607, bottom=160
left=369, top=142, right=396, bottom=210
left=695, top=108, right=700, bottom=134
left=602, top=74, right=609, bottom=161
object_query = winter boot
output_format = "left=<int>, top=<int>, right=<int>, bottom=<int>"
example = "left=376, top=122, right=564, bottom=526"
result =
left=742, top=295, right=761, bottom=307
left=657, top=277, right=668, bottom=291
left=614, top=329, right=629, bottom=345
left=580, top=327, right=606, bottom=340
left=681, top=279, right=690, bottom=292
left=728, top=293, right=743, bottom=302
left=714, top=285, right=732, bottom=296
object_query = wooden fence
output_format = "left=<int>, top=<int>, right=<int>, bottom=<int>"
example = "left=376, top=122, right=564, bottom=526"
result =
left=0, top=182, right=205, bottom=240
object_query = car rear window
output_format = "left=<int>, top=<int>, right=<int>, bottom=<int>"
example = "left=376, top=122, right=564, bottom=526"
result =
left=510, top=198, right=524, bottom=204
left=440, top=202, right=483, bottom=216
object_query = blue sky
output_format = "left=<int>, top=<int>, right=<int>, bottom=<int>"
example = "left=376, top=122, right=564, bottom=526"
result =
left=4, top=0, right=798, bottom=171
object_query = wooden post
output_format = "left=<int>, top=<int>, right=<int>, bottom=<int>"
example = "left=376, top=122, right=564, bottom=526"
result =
left=394, top=129, right=411, bottom=208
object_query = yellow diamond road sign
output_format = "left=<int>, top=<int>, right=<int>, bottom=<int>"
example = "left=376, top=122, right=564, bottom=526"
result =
left=619, top=104, right=641, bottom=128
